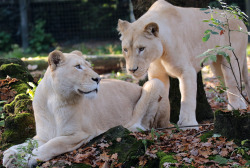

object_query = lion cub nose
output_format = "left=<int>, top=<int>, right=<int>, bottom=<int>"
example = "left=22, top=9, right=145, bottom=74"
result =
left=128, top=67, right=138, bottom=73
left=92, top=77, right=101, bottom=84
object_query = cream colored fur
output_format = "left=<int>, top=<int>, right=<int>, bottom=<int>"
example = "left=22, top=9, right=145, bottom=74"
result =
left=118, top=0, right=249, bottom=127
left=3, top=50, right=170, bottom=167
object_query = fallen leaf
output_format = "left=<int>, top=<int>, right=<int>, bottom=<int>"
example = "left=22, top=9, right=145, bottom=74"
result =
left=111, top=153, right=118, bottom=160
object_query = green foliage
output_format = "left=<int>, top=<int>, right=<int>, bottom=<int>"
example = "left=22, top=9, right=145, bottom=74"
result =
left=26, top=78, right=42, bottom=100
left=109, top=71, right=133, bottom=81
left=11, top=139, right=38, bottom=168
left=199, top=0, right=249, bottom=65
left=3, top=44, right=25, bottom=59
left=0, top=31, right=12, bottom=52
left=213, top=155, right=232, bottom=165
left=150, top=128, right=161, bottom=140
left=29, top=19, right=55, bottom=54
left=232, top=140, right=250, bottom=160
left=96, top=44, right=122, bottom=55
left=198, top=46, right=233, bottom=66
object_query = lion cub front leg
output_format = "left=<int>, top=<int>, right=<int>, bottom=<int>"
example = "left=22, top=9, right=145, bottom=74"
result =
left=125, top=79, right=170, bottom=131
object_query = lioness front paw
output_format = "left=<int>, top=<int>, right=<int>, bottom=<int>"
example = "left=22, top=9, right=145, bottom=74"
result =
left=3, top=147, right=18, bottom=168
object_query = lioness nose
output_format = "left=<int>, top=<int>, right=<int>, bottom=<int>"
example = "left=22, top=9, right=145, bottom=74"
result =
left=92, top=77, right=101, bottom=84
left=128, top=67, right=138, bottom=73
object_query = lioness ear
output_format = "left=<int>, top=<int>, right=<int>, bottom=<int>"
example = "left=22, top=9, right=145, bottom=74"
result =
left=71, top=50, right=83, bottom=57
left=48, top=50, right=65, bottom=71
left=144, top=22, right=159, bottom=38
left=117, top=19, right=130, bottom=34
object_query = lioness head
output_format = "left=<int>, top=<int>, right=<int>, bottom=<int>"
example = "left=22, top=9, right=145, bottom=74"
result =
left=48, top=50, right=101, bottom=99
left=117, top=20, right=163, bottom=79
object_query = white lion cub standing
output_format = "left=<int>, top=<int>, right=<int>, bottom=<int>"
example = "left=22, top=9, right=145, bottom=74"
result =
left=3, top=50, right=170, bottom=167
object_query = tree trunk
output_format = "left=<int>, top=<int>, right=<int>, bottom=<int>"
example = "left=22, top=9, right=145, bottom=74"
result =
left=131, top=0, right=213, bottom=123
left=19, top=0, right=29, bottom=50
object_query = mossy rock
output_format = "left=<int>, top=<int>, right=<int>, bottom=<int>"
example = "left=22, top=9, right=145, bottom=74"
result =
left=3, top=93, right=30, bottom=114
left=0, top=63, right=33, bottom=82
left=1, top=113, right=35, bottom=146
left=86, top=126, right=146, bottom=167
left=14, top=99, right=33, bottom=114
left=214, top=110, right=250, bottom=142
left=0, top=58, right=25, bottom=67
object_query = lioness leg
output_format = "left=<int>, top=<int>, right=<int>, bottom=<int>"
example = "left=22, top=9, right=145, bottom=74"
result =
left=177, top=68, right=198, bottom=127
left=221, top=58, right=247, bottom=110
left=3, top=139, right=44, bottom=168
left=125, top=79, right=170, bottom=131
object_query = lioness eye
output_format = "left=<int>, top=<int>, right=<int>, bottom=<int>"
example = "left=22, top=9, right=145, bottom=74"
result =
left=139, top=47, right=145, bottom=52
left=75, top=64, right=82, bottom=70
left=123, top=48, right=128, bottom=52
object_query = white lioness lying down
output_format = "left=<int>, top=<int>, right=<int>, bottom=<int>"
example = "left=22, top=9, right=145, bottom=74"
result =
left=3, top=50, right=170, bottom=167
left=118, top=0, right=250, bottom=127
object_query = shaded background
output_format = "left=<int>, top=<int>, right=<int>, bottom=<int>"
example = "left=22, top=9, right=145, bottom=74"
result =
left=0, top=0, right=249, bottom=55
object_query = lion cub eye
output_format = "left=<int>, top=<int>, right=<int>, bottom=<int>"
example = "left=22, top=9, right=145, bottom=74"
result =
left=75, top=64, right=82, bottom=70
left=139, top=47, right=145, bottom=52
left=123, top=48, right=128, bottom=52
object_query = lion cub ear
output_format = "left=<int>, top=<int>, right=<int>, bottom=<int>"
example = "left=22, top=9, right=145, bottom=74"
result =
left=48, top=50, right=65, bottom=71
left=144, top=22, right=159, bottom=38
left=117, top=19, right=130, bottom=34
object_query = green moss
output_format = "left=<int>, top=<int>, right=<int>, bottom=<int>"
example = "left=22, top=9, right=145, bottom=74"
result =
left=14, top=99, right=33, bottom=114
left=200, top=130, right=214, bottom=142
left=3, top=94, right=31, bottom=114
left=2, top=113, right=35, bottom=145
left=157, top=151, right=177, bottom=168
left=0, top=58, right=25, bottom=67
left=3, top=103, right=15, bottom=114
left=0, top=63, right=33, bottom=82
left=11, top=81, right=30, bottom=94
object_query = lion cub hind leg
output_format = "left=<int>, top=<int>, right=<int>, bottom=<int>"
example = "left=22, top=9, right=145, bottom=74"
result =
left=125, top=79, right=170, bottom=131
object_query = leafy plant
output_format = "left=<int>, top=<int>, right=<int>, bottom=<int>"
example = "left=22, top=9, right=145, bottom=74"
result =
left=10, top=139, right=39, bottom=168
left=214, top=155, right=233, bottom=165
left=232, top=139, right=250, bottom=159
left=0, top=31, right=12, bottom=52
left=3, top=44, right=25, bottom=58
left=27, top=78, right=42, bottom=100
left=29, top=19, right=55, bottom=53
left=199, top=0, right=250, bottom=106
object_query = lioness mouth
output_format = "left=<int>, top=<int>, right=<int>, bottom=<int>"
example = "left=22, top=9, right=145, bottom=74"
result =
left=78, top=89, right=98, bottom=94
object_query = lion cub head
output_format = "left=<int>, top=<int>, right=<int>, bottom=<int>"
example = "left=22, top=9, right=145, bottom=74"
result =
left=117, top=20, right=163, bottom=79
left=48, top=50, right=100, bottom=99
